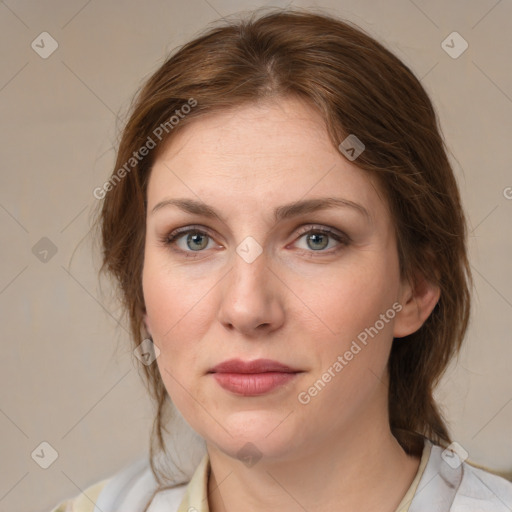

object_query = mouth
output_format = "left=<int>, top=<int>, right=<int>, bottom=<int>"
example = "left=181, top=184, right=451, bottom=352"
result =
left=208, top=358, right=303, bottom=396
left=208, top=358, right=300, bottom=374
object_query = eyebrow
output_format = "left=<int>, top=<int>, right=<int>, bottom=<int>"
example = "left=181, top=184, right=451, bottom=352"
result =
left=151, top=196, right=370, bottom=223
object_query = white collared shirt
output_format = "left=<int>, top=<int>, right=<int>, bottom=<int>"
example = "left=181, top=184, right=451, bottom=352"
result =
left=50, top=439, right=512, bottom=512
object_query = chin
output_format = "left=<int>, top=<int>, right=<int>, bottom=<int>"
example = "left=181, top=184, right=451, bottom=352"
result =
left=206, top=412, right=302, bottom=462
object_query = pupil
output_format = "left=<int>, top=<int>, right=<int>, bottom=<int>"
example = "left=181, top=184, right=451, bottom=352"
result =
left=188, top=233, right=207, bottom=251
left=308, top=233, right=327, bottom=250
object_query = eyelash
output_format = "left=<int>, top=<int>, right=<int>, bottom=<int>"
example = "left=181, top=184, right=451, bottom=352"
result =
left=161, top=224, right=350, bottom=258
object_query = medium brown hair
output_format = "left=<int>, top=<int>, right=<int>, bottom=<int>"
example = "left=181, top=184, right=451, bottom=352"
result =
left=95, top=6, right=472, bottom=505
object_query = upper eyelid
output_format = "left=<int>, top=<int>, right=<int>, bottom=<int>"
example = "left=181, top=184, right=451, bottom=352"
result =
left=167, top=223, right=344, bottom=237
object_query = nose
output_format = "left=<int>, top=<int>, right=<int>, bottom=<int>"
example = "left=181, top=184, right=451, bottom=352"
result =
left=217, top=249, right=285, bottom=337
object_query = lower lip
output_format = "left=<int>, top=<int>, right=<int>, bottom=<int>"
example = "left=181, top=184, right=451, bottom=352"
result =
left=211, top=372, right=300, bottom=396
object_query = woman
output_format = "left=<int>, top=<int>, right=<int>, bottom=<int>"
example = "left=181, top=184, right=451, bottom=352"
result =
left=51, top=7, right=512, bottom=512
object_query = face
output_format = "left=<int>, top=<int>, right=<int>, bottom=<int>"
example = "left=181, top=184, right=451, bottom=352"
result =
left=142, top=96, right=413, bottom=462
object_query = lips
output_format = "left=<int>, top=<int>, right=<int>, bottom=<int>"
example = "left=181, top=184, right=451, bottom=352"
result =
left=209, top=358, right=299, bottom=374
left=208, top=358, right=302, bottom=396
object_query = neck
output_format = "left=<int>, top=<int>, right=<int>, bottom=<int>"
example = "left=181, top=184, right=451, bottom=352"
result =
left=206, top=421, right=421, bottom=512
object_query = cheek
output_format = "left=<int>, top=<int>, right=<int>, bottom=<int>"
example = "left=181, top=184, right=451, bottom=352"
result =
left=142, top=258, right=205, bottom=389
left=142, top=250, right=212, bottom=336
left=295, top=264, right=399, bottom=420
left=292, top=255, right=400, bottom=344
left=290, top=251, right=401, bottom=413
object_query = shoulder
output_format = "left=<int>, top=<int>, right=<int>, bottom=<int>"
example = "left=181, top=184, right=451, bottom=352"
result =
left=50, top=456, right=188, bottom=512
left=420, top=443, right=512, bottom=511
left=49, top=479, right=109, bottom=512
left=49, top=455, right=197, bottom=512
left=454, top=461, right=512, bottom=511
left=47, top=457, right=160, bottom=512
left=410, top=442, right=512, bottom=511
left=95, top=456, right=188, bottom=511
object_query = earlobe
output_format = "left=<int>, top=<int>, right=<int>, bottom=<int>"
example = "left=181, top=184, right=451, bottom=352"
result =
left=393, top=274, right=440, bottom=338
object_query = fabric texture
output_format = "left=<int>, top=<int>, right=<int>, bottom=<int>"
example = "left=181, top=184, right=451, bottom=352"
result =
left=49, top=438, right=512, bottom=512
left=394, top=440, right=432, bottom=511
left=49, top=479, right=109, bottom=512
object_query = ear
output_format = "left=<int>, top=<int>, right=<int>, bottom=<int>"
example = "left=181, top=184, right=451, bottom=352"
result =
left=393, top=272, right=440, bottom=338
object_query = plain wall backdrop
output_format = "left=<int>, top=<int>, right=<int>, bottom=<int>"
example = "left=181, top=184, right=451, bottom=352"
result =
left=0, top=1, right=511, bottom=510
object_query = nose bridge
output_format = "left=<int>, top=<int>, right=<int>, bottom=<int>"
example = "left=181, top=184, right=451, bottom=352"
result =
left=228, top=242, right=271, bottom=308
left=217, top=240, right=283, bottom=334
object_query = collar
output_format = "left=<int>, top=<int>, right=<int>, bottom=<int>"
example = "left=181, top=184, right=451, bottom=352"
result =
left=176, top=452, right=210, bottom=512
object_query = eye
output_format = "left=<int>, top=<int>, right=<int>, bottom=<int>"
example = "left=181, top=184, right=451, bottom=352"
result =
left=161, top=224, right=350, bottom=257
left=163, top=226, right=216, bottom=255
left=293, top=225, right=349, bottom=255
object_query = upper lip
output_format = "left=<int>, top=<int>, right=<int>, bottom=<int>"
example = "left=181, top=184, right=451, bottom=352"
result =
left=209, top=358, right=300, bottom=374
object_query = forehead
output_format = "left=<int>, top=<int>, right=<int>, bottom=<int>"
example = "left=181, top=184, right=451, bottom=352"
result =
left=147, top=97, right=387, bottom=221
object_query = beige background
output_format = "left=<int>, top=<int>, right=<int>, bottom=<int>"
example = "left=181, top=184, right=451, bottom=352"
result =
left=0, top=1, right=511, bottom=510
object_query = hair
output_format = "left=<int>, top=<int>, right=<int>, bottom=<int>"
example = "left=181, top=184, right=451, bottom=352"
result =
left=94, top=6, right=472, bottom=508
